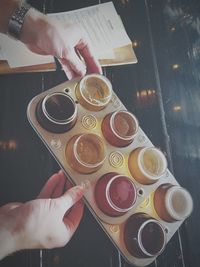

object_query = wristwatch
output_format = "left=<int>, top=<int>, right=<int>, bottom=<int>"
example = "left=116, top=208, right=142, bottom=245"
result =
left=7, top=1, right=32, bottom=39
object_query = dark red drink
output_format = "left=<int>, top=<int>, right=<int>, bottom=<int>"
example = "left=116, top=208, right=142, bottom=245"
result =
left=95, top=172, right=137, bottom=216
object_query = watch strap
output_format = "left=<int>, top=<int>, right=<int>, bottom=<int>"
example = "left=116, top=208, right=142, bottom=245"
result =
left=8, top=1, right=31, bottom=39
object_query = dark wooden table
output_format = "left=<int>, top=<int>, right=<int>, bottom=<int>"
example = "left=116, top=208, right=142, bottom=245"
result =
left=0, top=0, right=200, bottom=266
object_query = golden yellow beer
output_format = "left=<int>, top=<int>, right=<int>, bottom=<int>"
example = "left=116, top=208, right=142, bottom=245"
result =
left=128, top=147, right=167, bottom=184
left=75, top=74, right=112, bottom=111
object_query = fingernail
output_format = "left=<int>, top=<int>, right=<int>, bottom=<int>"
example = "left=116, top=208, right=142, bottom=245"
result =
left=75, top=184, right=85, bottom=192
left=78, top=67, right=86, bottom=77
left=79, top=182, right=85, bottom=190
left=58, top=170, right=66, bottom=178
left=79, top=180, right=90, bottom=190
left=70, top=185, right=84, bottom=201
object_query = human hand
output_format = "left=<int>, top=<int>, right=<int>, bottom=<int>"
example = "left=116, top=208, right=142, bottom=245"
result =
left=0, top=171, right=84, bottom=259
left=20, top=8, right=102, bottom=80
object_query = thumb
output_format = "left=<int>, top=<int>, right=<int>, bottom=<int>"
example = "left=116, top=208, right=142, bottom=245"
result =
left=56, top=185, right=84, bottom=216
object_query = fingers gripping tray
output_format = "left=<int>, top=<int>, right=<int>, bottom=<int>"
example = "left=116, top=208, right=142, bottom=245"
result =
left=27, top=74, right=193, bottom=266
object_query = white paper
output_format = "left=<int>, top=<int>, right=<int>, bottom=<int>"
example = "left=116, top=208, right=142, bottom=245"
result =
left=48, top=2, right=131, bottom=59
left=0, top=33, right=54, bottom=68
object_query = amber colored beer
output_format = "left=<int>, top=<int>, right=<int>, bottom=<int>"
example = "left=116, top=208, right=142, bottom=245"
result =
left=95, top=172, right=137, bottom=217
left=75, top=74, right=112, bottom=111
left=124, top=213, right=166, bottom=258
left=128, top=147, right=167, bottom=184
left=101, top=110, right=139, bottom=147
left=36, top=92, right=77, bottom=133
left=154, top=183, right=193, bottom=222
left=66, top=133, right=106, bottom=174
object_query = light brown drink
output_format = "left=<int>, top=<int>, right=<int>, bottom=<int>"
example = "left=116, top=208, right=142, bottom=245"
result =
left=66, top=133, right=106, bottom=174
left=154, top=183, right=193, bottom=222
left=101, top=110, right=139, bottom=147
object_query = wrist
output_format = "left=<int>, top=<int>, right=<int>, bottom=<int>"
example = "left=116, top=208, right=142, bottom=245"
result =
left=0, top=215, right=21, bottom=259
left=19, top=7, right=49, bottom=45
left=0, top=203, right=40, bottom=259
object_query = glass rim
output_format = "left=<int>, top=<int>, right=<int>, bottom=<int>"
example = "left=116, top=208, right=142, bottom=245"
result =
left=78, top=74, right=112, bottom=107
left=137, top=147, right=167, bottom=180
left=165, top=186, right=193, bottom=220
left=110, top=110, right=139, bottom=141
left=42, top=92, right=77, bottom=125
left=105, top=174, right=137, bottom=212
left=73, top=133, right=106, bottom=168
left=138, top=219, right=166, bottom=257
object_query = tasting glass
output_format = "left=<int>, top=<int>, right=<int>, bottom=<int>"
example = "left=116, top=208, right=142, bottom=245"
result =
left=95, top=172, right=137, bottom=216
left=128, top=147, right=167, bottom=184
left=124, top=213, right=166, bottom=258
left=66, top=133, right=106, bottom=174
left=75, top=74, right=112, bottom=111
left=101, top=110, right=139, bottom=147
left=154, top=183, right=193, bottom=222
left=36, top=92, right=77, bottom=133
